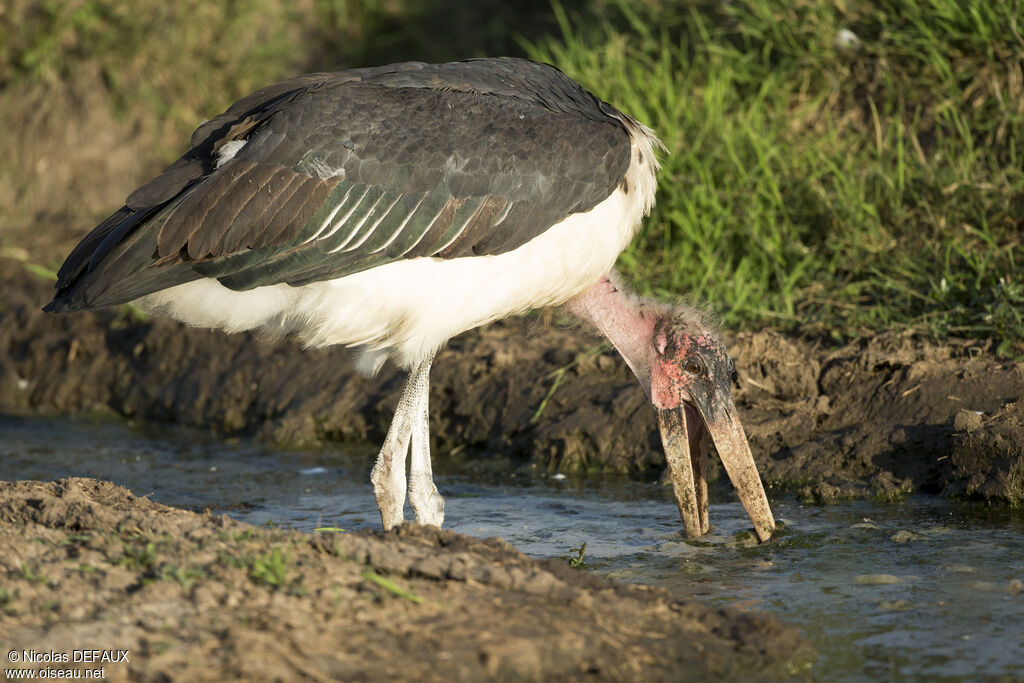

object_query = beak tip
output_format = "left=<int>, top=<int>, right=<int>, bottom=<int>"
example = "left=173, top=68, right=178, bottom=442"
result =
left=753, top=514, right=777, bottom=543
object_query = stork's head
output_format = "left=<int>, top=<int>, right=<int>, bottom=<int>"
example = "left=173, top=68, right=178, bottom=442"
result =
left=645, top=311, right=775, bottom=542
left=567, top=275, right=775, bottom=541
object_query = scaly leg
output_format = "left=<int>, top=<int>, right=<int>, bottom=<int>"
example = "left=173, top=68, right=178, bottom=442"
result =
left=408, top=358, right=445, bottom=526
left=370, top=357, right=431, bottom=530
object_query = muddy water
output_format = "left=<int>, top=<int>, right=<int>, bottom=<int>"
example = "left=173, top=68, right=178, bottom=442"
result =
left=3, top=415, right=1022, bottom=680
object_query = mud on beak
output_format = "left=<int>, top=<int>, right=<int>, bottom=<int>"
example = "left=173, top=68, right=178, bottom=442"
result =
left=657, top=393, right=775, bottom=542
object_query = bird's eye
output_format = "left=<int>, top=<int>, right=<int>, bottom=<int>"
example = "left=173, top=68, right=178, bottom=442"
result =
left=684, top=358, right=705, bottom=376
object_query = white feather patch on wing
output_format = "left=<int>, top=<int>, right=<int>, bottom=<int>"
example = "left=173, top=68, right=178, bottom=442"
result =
left=214, top=140, right=248, bottom=169
left=301, top=153, right=347, bottom=181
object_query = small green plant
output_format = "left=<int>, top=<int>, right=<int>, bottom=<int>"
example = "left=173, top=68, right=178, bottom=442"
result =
left=361, top=569, right=423, bottom=604
left=118, top=542, right=158, bottom=569
left=155, top=565, right=206, bottom=591
left=23, top=263, right=58, bottom=281
left=564, top=542, right=588, bottom=569
left=532, top=343, right=608, bottom=423
left=58, top=533, right=92, bottom=546
left=20, top=564, right=48, bottom=584
left=249, top=547, right=290, bottom=589
left=0, top=587, right=19, bottom=612
left=232, top=529, right=257, bottom=543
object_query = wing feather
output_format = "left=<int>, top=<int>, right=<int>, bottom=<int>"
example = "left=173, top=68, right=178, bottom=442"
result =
left=47, top=58, right=640, bottom=311
left=321, top=186, right=387, bottom=253
left=433, top=196, right=487, bottom=256
left=384, top=189, right=455, bottom=258
left=333, top=192, right=402, bottom=253
left=349, top=194, right=413, bottom=253
left=303, top=185, right=356, bottom=243
left=315, top=185, right=371, bottom=244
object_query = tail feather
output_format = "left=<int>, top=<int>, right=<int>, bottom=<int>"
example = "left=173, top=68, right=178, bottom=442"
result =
left=46, top=198, right=202, bottom=312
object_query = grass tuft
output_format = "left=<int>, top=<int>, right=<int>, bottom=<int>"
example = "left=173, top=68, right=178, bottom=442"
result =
left=249, top=547, right=290, bottom=589
left=563, top=541, right=588, bottom=569
left=361, top=569, right=424, bottom=604
left=19, top=563, right=49, bottom=584
left=528, top=0, right=1024, bottom=350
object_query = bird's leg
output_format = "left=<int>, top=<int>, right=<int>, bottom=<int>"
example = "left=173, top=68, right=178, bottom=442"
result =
left=371, top=358, right=430, bottom=530
left=408, top=358, right=445, bottom=527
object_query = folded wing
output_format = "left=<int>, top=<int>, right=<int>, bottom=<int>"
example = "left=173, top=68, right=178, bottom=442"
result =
left=47, top=59, right=632, bottom=311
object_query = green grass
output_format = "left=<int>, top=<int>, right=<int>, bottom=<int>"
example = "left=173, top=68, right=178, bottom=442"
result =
left=0, top=0, right=556, bottom=159
left=361, top=569, right=424, bottom=604
left=19, top=563, right=49, bottom=584
left=0, top=587, right=18, bottom=613
left=155, top=564, right=207, bottom=591
left=527, top=0, right=1024, bottom=351
left=118, top=541, right=158, bottom=569
left=0, top=0, right=306, bottom=143
left=249, top=547, right=290, bottom=589
left=563, top=541, right=588, bottom=569
left=531, top=342, right=608, bottom=423
left=4, top=0, right=1021, bottom=349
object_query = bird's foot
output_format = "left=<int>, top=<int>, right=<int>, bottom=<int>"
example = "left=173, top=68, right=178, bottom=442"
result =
left=371, top=460, right=406, bottom=531
left=409, top=474, right=445, bottom=527
left=378, top=506, right=405, bottom=531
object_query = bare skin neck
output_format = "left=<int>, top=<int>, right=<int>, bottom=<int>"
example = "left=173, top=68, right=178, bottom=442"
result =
left=566, top=273, right=656, bottom=397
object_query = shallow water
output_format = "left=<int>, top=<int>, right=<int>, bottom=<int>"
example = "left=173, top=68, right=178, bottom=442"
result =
left=2, top=415, right=1022, bottom=680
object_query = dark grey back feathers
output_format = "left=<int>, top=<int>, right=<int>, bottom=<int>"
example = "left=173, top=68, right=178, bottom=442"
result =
left=46, top=58, right=635, bottom=311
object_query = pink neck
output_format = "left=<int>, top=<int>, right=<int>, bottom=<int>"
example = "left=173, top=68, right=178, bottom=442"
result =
left=567, top=274, right=656, bottom=397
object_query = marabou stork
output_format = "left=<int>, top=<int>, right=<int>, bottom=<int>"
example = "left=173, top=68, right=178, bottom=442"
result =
left=45, top=58, right=775, bottom=541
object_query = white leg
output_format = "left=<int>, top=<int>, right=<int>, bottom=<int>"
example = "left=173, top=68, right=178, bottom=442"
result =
left=408, top=359, right=445, bottom=526
left=370, top=358, right=430, bottom=530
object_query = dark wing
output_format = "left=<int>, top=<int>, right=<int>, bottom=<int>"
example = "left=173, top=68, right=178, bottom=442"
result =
left=46, top=58, right=632, bottom=311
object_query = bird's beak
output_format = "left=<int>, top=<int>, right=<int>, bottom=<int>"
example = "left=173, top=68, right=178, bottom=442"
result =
left=657, top=392, right=775, bottom=542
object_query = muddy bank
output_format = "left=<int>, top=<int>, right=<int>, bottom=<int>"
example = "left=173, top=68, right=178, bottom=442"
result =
left=1, top=257, right=1022, bottom=505
left=0, top=478, right=812, bottom=681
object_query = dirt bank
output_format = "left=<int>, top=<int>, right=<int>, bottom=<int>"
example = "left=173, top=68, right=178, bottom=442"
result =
left=0, top=478, right=813, bottom=681
left=1, top=257, right=1022, bottom=506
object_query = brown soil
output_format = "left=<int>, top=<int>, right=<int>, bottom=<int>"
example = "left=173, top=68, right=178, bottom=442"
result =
left=0, top=478, right=813, bottom=681
left=2, top=256, right=1022, bottom=506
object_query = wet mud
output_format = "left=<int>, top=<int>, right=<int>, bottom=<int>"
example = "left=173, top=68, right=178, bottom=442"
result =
left=2, top=257, right=1022, bottom=506
left=0, top=478, right=813, bottom=681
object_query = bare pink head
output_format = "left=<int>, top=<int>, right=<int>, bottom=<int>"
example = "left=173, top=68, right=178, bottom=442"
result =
left=569, top=276, right=775, bottom=541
